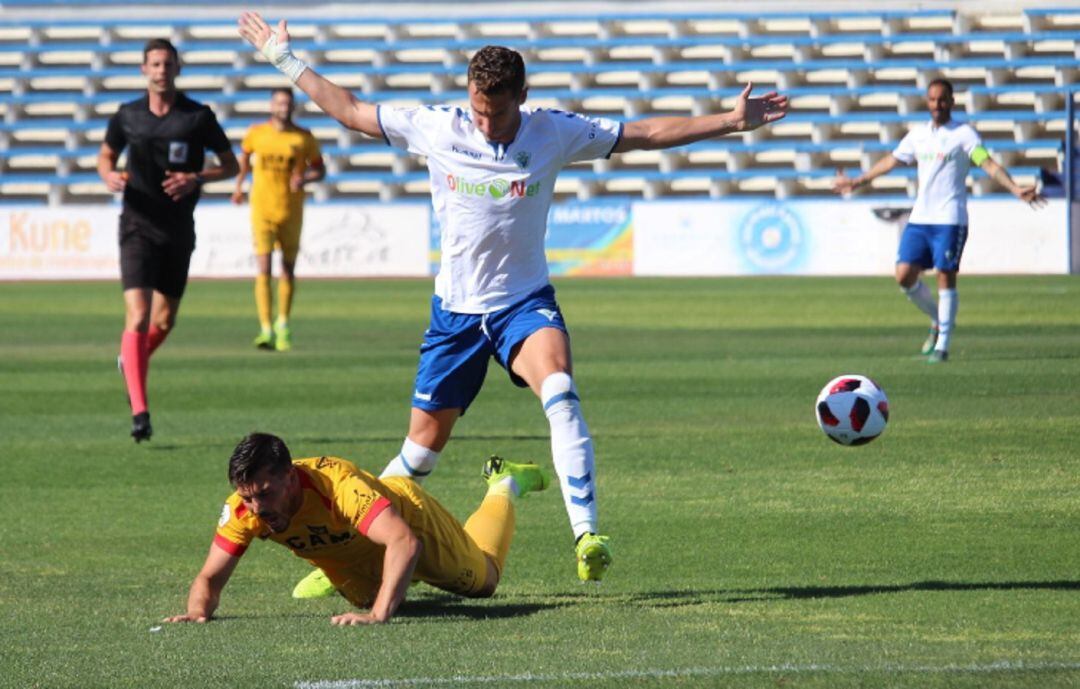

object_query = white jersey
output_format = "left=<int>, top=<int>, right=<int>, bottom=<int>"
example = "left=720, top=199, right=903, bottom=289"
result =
left=892, top=119, right=982, bottom=225
left=378, top=104, right=622, bottom=313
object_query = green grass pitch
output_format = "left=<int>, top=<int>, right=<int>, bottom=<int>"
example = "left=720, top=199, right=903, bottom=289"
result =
left=1, top=275, right=1078, bottom=689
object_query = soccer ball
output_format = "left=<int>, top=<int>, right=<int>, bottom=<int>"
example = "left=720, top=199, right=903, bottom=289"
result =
left=815, top=374, right=889, bottom=446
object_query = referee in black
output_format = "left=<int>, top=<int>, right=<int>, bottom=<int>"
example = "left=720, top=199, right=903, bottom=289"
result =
left=97, top=38, right=239, bottom=442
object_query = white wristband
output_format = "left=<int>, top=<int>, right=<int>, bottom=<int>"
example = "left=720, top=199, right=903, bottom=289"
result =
left=260, top=32, right=308, bottom=84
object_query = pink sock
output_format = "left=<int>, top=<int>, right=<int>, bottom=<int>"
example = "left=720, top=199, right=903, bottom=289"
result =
left=148, top=325, right=169, bottom=356
left=120, top=331, right=149, bottom=415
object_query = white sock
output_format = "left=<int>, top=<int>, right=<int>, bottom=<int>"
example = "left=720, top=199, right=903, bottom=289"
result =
left=936, top=288, right=957, bottom=352
left=379, top=437, right=439, bottom=482
left=541, top=372, right=597, bottom=539
left=902, top=281, right=938, bottom=324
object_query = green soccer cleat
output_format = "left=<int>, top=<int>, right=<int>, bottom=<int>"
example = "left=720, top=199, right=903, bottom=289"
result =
left=920, top=326, right=940, bottom=355
left=927, top=349, right=949, bottom=364
left=575, top=533, right=612, bottom=582
left=482, top=455, right=550, bottom=497
left=253, top=329, right=274, bottom=350
left=292, top=568, right=335, bottom=599
left=273, top=322, right=292, bottom=352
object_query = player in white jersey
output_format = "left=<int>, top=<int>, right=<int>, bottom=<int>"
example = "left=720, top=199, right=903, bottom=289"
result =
left=833, top=79, right=1044, bottom=363
left=239, top=12, right=788, bottom=583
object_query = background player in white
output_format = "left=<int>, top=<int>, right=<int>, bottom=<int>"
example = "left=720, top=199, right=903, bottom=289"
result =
left=833, top=78, right=1044, bottom=363
left=239, top=11, right=788, bottom=582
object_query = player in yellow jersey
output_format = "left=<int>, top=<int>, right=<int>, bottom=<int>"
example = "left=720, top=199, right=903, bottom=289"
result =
left=163, top=432, right=549, bottom=625
left=232, top=88, right=325, bottom=351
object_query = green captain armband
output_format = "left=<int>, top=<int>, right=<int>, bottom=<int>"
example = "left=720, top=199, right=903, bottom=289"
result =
left=970, top=145, right=990, bottom=166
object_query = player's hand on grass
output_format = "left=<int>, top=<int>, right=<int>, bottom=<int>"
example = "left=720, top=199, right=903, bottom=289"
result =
left=832, top=167, right=859, bottom=195
left=733, top=82, right=788, bottom=132
left=330, top=611, right=386, bottom=626
left=1017, top=185, right=1047, bottom=209
left=162, top=171, right=199, bottom=201
left=163, top=613, right=210, bottom=623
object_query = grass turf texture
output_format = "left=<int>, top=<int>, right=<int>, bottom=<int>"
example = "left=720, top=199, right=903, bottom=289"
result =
left=1, top=276, right=1078, bottom=689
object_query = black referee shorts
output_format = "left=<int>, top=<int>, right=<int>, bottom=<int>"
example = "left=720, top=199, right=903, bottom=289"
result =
left=118, top=211, right=195, bottom=298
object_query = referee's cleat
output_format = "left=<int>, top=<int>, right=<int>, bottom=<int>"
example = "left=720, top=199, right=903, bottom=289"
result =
left=927, top=349, right=949, bottom=364
left=253, top=329, right=274, bottom=350
left=482, top=455, right=550, bottom=497
left=920, top=326, right=940, bottom=355
left=292, top=568, right=336, bottom=599
left=273, top=322, right=292, bottom=352
left=131, top=411, right=152, bottom=443
left=575, top=533, right=612, bottom=582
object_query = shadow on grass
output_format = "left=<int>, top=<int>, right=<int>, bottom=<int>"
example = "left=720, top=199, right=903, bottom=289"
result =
left=395, top=594, right=561, bottom=621
left=624, top=580, right=1080, bottom=607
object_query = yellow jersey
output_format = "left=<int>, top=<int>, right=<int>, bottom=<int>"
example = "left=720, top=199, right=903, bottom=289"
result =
left=214, top=457, right=394, bottom=570
left=241, top=122, right=322, bottom=223
left=213, top=456, right=492, bottom=606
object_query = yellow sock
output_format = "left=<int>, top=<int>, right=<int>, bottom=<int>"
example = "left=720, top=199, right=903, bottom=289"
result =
left=463, top=492, right=516, bottom=577
left=277, top=277, right=295, bottom=323
left=254, top=275, right=272, bottom=330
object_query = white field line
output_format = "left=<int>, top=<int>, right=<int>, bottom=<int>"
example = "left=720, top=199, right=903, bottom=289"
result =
left=295, top=661, right=1080, bottom=689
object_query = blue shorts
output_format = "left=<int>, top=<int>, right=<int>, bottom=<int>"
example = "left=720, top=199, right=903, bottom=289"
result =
left=411, top=285, right=568, bottom=414
left=897, top=222, right=968, bottom=273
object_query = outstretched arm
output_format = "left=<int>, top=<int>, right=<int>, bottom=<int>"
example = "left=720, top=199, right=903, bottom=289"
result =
left=613, top=83, right=788, bottom=153
left=833, top=154, right=902, bottom=195
left=163, top=542, right=241, bottom=623
left=330, top=506, right=421, bottom=626
left=238, top=12, right=381, bottom=138
left=979, top=157, right=1046, bottom=208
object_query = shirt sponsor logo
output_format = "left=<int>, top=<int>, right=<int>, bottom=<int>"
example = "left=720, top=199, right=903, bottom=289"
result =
left=451, top=144, right=483, bottom=161
left=285, top=524, right=354, bottom=550
left=414, top=391, right=432, bottom=401
left=445, top=175, right=540, bottom=199
left=918, top=149, right=959, bottom=163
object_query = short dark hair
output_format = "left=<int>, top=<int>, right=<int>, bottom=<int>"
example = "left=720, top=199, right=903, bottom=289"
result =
left=927, top=78, right=954, bottom=98
left=467, top=45, right=526, bottom=96
left=228, top=433, right=292, bottom=486
left=143, top=38, right=179, bottom=65
left=270, top=87, right=294, bottom=100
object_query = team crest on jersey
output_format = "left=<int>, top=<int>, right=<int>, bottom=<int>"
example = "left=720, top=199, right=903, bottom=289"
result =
left=168, top=141, right=189, bottom=164
left=513, top=151, right=531, bottom=170
left=218, top=503, right=231, bottom=527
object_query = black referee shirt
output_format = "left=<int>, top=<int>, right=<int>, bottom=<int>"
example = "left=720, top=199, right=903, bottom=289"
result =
left=105, top=93, right=232, bottom=242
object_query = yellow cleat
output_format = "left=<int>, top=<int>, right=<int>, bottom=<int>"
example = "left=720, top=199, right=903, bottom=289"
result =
left=253, top=330, right=274, bottom=350
left=482, top=455, right=550, bottom=497
left=575, top=533, right=612, bottom=582
left=273, top=322, right=292, bottom=352
left=292, top=568, right=335, bottom=599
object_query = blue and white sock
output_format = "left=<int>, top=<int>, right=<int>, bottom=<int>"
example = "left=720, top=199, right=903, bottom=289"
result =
left=936, top=288, right=957, bottom=352
left=902, top=281, right=938, bottom=324
left=541, top=372, right=597, bottom=539
left=380, top=437, right=439, bottom=482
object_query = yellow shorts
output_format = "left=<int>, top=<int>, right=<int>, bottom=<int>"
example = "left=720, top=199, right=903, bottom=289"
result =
left=322, top=477, right=492, bottom=608
left=252, top=210, right=303, bottom=262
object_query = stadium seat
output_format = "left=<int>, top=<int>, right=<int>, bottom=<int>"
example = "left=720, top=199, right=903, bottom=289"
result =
left=0, top=8, right=1072, bottom=203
